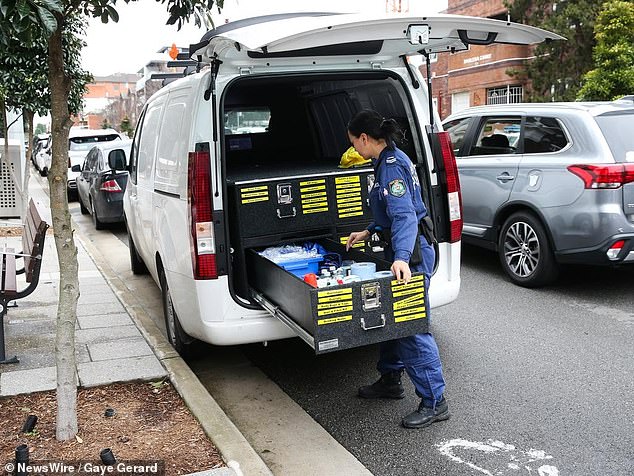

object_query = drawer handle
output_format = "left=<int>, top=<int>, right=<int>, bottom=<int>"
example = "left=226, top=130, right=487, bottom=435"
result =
left=276, top=207, right=297, bottom=219
left=360, top=314, right=386, bottom=331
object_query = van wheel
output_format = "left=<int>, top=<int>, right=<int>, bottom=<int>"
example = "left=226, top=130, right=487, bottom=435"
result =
left=79, top=197, right=89, bottom=215
left=128, top=233, right=148, bottom=275
left=90, top=199, right=105, bottom=230
left=498, top=212, right=558, bottom=287
left=160, top=269, right=195, bottom=359
left=40, top=167, right=48, bottom=177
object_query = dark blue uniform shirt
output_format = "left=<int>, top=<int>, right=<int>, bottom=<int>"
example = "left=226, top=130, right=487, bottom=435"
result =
left=367, top=145, right=432, bottom=268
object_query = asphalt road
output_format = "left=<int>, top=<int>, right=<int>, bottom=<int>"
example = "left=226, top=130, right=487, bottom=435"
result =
left=93, top=206, right=634, bottom=475
left=237, top=245, right=634, bottom=476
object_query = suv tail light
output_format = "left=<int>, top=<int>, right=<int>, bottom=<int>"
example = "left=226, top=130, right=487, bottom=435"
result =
left=607, top=240, right=625, bottom=260
left=567, top=164, right=634, bottom=189
left=100, top=179, right=122, bottom=192
left=188, top=151, right=217, bottom=279
left=437, top=132, right=463, bottom=243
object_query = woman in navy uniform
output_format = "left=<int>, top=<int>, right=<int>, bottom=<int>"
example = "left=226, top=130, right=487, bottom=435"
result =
left=346, top=109, right=449, bottom=429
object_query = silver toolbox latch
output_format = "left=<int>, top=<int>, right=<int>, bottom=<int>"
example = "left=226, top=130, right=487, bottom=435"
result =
left=361, top=282, right=381, bottom=311
left=277, top=183, right=293, bottom=204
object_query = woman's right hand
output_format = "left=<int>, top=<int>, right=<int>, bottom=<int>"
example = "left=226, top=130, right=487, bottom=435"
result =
left=346, top=230, right=371, bottom=251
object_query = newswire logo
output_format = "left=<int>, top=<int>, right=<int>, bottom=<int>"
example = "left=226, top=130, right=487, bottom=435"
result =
left=3, top=460, right=165, bottom=475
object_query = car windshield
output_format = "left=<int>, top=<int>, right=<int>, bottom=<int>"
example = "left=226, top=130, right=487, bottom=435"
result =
left=594, top=112, right=634, bottom=163
left=69, top=134, right=120, bottom=151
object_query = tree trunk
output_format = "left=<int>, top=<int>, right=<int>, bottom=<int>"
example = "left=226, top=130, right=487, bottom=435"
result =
left=48, top=16, right=80, bottom=442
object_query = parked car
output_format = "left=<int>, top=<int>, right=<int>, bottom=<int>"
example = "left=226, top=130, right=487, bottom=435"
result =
left=75, top=140, right=131, bottom=229
left=33, top=133, right=52, bottom=176
left=123, top=13, right=559, bottom=356
left=68, top=128, right=122, bottom=196
left=443, top=100, right=634, bottom=287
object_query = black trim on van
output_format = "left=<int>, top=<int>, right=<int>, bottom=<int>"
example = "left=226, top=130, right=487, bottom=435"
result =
left=247, top=41, right=383, bottom=58
left=154, top=189, right=181, bottom=199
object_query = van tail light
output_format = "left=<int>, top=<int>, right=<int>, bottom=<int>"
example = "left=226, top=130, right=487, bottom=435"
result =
left=437, top=131, right=463, bottom=243
left=100, top=179, right=122, bottom=192
left=567, top=164, right=634, bottom=189
left=188, top=151, right=217, bottom=279
left=607, top=240, right=625, bottom=260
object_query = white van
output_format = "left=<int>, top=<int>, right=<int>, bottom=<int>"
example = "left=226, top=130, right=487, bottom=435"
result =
left=123, top=12, right=560, bottom=356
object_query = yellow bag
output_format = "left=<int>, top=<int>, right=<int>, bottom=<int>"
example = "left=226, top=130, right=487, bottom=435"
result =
left=339, top=146, right=371, bottom=168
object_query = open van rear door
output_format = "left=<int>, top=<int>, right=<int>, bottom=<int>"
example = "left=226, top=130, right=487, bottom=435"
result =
left=190, top=12, right=564, bottom=65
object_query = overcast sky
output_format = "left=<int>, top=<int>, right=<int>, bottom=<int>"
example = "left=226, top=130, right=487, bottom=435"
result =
left=81, top=0, right=448, bottom=77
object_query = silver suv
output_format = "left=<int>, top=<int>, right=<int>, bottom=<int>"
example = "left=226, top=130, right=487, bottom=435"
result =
left=443, top=100, right=634, bottom=287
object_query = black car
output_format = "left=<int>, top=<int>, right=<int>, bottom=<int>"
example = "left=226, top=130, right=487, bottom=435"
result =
left=75, top=141, right=131, bottom=229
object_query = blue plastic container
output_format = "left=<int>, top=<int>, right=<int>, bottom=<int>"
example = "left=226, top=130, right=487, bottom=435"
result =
left=278, top=255, right=323, bottom=278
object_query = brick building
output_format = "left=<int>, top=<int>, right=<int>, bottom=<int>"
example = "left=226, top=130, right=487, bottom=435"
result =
left=76, top=73, right=139, bottom=129
left=431, top=0, right=533, bottom=119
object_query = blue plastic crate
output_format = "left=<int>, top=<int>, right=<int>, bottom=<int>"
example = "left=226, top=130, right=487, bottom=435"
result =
left=277, top=255, right=323, bottom=278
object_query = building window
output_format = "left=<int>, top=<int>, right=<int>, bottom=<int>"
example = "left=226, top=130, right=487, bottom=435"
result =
left=487, top=85, right=523, bottom=105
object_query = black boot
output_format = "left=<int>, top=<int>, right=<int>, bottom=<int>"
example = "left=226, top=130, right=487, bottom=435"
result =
left=358, top=370, right=405, bottom=399
left=402, top=395, right=450, bottom=429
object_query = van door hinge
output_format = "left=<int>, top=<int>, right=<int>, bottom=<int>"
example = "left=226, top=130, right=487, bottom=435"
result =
left=371, top=62, right=383, bottom=70
left=239, top=67, right=252, bottom=75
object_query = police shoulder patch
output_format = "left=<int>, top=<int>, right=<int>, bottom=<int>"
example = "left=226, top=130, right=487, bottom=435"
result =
left=388, top=179, right=406, bottom=197
left=386, top=156, right=397, bottom=164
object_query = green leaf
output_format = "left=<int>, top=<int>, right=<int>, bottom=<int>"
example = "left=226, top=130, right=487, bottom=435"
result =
left=16, top=0, right=30, bottom=20
left=36, top=6, right=57, bottom=33
left=105, top=5, right=119, bottom=22
left=38, top=0, right=63, bottom=14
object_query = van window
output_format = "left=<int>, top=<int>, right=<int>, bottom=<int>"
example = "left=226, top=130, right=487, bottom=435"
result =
left=155, top=94, right=188, bottom=192
left=129, top=107, right=147, bottom=184
left=523, top=116, right=568, bottom=153
left=469, top=117, right=521, bottom=156
left=137, top=103, right=163, bottom=182
left=224, top=107, right=271, bottom=135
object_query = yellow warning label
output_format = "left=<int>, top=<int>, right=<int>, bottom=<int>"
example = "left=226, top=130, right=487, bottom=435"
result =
left=335, top=182, right=362, bottom=190
left=336, top=193, right=361, bottom=203
left=335, top=176, right=360, bottom=184
left=338, top=206, right=363, bottom=213
left=240, top=186, right=268, bottom=192
left=300, top=185, right=326, bottom=193
left=303, top=201, right=329, bottom=209
left=395, top=312, right=426, bottom=323
left=317, top=315, right=353, bottom=325
left=318, top=305, right=353, bottom=317
left=303, top=207, right=329, bottom=214
left=318, top=294, right=352, bottom=304
left=318, top=288, right=353, bottom=298
left=339, top=211, right=365, bottom=218
left=241, top=196, right=270, bottom=204
left=302, top=196, right=329, bottom=204
left=392, top=287, right=424, bottom=298
left=394, top=306, right=426, bottom=317
left=241, top=190, right=270, bottom=198
left=300, top=179, right=326, bottom=186
left=391, top=275, right=424, bottom=287
left=301, top=191, right=327, bottom=199
left=317, top=301, right=352, bottom=310
left=393, top=293, right=425, bottom=310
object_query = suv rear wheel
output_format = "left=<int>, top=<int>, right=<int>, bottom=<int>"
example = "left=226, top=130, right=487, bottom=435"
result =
left=498, top=212, right=558, bottom=287
left=160, top=268, right=196, bottom=359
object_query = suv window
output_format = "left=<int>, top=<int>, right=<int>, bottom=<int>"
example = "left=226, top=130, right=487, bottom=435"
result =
left=444, top=117, right=471, bottom=155
left=523, top=116, right=568, bottom=153
left=470, top=117, right=520, bottom=156
left=594, top=111, right=634, bottom=162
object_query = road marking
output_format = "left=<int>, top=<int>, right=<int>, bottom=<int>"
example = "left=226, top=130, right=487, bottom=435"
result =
left=436, top=438, right=559, bottom=475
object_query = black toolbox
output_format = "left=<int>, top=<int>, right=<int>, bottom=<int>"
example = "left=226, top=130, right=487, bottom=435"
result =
left=246, top=240, right=429, bottom=354
left=230, top=168, right=375, bottom=238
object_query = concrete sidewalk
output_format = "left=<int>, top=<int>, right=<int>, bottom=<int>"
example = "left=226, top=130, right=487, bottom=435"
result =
left=0, top=172, right=271, bottom=476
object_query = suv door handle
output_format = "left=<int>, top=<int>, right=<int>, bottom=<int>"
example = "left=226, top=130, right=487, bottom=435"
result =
left=496, top=173, right=515, bottom=182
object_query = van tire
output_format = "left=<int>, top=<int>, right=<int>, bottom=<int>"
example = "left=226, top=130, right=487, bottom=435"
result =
left=498, top=212, right=558, bottom=287
left=128, top=234, right=148, bottom=275
left=160, top=269, right=196, bottom=359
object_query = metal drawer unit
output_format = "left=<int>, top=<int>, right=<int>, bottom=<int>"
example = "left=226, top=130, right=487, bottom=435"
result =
left=247, top=240, right=429, bottom=354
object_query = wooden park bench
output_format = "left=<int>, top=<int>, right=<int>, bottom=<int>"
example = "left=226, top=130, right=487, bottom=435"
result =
left=0, top=199, right=49, bottom=364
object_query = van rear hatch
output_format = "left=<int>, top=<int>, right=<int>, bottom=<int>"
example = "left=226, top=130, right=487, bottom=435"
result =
left=190, top=12, right=563, bottom=66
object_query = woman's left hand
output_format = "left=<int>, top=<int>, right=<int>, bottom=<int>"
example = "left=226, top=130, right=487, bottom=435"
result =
left=391, top=260, right=411, bottom=284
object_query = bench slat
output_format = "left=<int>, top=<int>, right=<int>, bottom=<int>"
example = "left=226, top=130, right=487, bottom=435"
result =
left=2, top=248, right=17, bottom=294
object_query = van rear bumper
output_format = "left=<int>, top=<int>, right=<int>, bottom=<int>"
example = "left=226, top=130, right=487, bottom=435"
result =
left=197, top=313, right=295, bottom=346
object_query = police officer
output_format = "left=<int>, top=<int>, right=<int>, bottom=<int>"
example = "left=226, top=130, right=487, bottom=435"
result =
left=346, top=109, right=449, bottom=429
